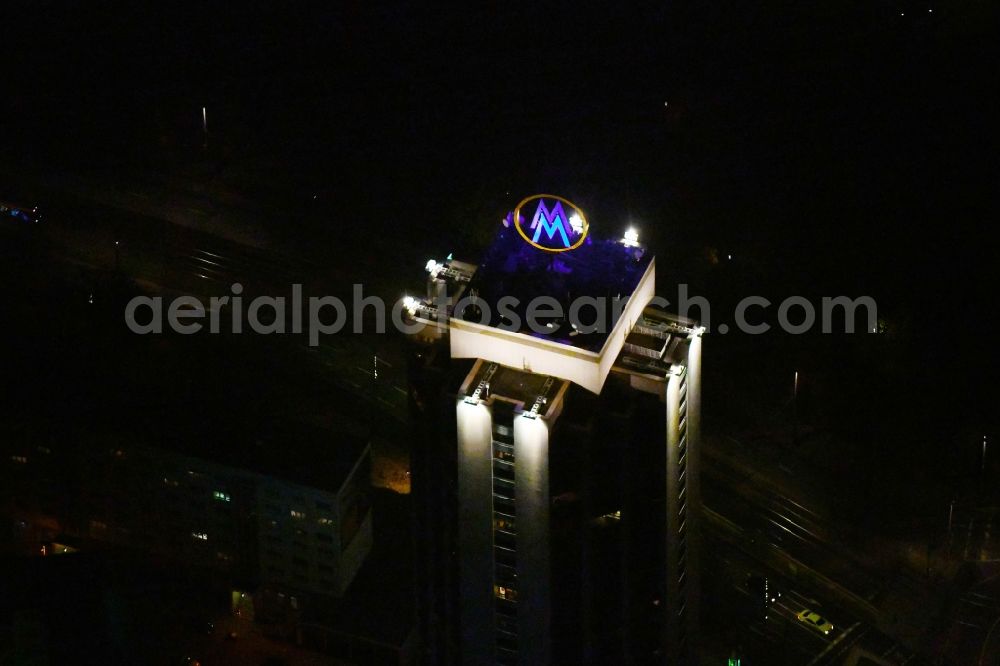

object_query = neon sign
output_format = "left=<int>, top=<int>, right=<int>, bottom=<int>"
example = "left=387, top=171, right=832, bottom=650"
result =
left=513, top=194, right=589, bottom=252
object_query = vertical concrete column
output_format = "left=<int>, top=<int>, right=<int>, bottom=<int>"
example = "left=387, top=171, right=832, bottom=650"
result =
left=457, top=400, right=496, bottom=665
left=514, top=414, right=551, bottom=666
left=664, top=368, right=683, bottom=660
left=685, top=335, right=703, bottom=646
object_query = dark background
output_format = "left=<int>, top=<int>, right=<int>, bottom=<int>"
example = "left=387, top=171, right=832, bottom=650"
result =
left=2, top=0, right=997, bottom=513
left=2, top=3, right=999, bottom=663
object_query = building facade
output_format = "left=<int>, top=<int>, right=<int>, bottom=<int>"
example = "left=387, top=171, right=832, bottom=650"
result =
left=1, top=423, right=373, bottom=615
left=406, top=194, right=703, bottom=665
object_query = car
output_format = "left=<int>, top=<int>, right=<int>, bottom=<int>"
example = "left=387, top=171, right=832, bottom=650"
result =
left=796, top=609, right=834, bottom=635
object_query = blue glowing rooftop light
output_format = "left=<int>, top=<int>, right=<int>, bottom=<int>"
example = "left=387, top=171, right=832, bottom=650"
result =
left=460, top=222, right=651, bottom=351
left=529, top=200, right=572, bottom=247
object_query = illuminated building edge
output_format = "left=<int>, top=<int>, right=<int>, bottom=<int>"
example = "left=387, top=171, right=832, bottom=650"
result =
left=449, top=258, right=656, bottom=394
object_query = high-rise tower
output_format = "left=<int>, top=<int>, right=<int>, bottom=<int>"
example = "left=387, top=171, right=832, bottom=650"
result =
left=406, top=195, right=703, bottom=665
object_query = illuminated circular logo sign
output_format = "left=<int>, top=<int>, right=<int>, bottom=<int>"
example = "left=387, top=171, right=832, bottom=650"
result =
left=513, top=194, right=589, bottom=252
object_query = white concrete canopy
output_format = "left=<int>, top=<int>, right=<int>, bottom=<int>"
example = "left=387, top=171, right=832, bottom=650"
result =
left=449, top=259, right=657, bottom=394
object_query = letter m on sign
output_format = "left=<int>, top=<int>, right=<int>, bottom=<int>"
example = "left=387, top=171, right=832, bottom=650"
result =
left=530, top=200, right=571, bottom=248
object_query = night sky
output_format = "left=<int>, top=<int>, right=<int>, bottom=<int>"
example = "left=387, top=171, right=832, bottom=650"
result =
left=4, top=1, right=997, bottom=419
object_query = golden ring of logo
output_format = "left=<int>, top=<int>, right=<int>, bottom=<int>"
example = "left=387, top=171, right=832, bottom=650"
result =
left=513, top=193, right=589, bottom=253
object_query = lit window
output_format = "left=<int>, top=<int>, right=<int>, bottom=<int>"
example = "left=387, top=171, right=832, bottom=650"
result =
left=317, top=517, right=333, bottom=526
left=290, top=510, right=306, bottom=520
left=163, top=477, right=179, bottom=487
left=494, top=585, right=518, bottom=601
left=217, top=552, right=232, bottom=561
left=213, top=491, right=231, bottom=502
left=192, top=532, right=208, bottom=541
left=37, top=446, right=51, bottom=455
left=498, top=449, right=514, bottom=460
left=494, top=516, right=515, bottom=532
left=10, top=455, right=27, bottom=464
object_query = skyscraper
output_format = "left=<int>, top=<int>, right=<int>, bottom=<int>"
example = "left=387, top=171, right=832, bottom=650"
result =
left=406, top=195, right=703, bottom=665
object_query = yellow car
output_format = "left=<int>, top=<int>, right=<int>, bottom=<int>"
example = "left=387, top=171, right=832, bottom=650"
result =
left=796, top=609, right=834, bottom=635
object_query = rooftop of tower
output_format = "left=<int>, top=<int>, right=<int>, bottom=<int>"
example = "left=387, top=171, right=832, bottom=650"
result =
left=403, top=194, right=702, bottom=394
left=456, top=222, right=653, bottom=353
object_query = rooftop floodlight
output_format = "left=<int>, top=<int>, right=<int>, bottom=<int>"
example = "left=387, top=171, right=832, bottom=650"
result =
left=569, top=213, right=584, bottom=234
left=622, top=227, right=640, bottom=247
left=465, top=363, right=498, bottom=405
left=523, top=377, right=554, bottom=418
left=403, top=295, right=418, bottom=315
left=425, top=259, right=438, bottom=273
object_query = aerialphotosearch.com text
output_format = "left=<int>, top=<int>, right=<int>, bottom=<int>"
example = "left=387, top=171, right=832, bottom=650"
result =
left=124, top=282, right=878, bottom=345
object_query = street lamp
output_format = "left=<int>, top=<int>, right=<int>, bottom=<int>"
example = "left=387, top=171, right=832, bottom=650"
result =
left=793, top=371, right=799, bottom=444
left=948, top=498, right=955, bottom=549
left=982, top=435, right=989, bottom=494
left=373, top=354, right=393, bottom=384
